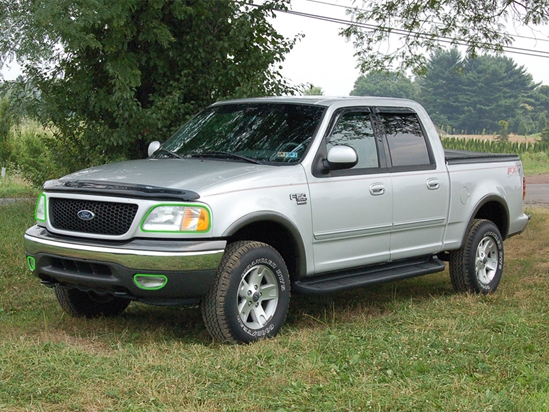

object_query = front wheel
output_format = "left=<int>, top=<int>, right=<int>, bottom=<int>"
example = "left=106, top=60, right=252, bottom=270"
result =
left=449, top=219, right=504, bottom=294
left=201, top=241, right=291, bottom=343
left=54, top=285, right=130, bottom=317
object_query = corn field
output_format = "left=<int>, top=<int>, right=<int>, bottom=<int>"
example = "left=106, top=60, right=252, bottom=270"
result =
left=441, top=137, right=549, bottom=154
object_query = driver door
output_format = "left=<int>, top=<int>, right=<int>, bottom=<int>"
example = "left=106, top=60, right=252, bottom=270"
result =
left=308, top=109, right=392, bottom=274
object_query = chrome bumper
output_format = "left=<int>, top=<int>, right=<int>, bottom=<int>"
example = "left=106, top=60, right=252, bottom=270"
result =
left=24, top=225, right=226, bottom=302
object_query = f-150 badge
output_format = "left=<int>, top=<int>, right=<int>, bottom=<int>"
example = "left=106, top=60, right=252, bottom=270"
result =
left=289, top=193, right=307, bottom=205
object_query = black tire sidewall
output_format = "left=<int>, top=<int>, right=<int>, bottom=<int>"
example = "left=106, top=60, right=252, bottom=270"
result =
left=467, top=221, right=504, bottom=293
left=55, top=286, right=130, bottom=317
left=223, top=243, right=290, bottom=343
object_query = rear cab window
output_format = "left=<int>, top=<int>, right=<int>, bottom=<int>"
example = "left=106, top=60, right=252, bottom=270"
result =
left=377, top=109, right=436, bottom=171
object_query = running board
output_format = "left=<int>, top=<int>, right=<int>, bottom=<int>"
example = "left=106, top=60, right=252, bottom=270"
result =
left=293, top=256, right=446, bottom=295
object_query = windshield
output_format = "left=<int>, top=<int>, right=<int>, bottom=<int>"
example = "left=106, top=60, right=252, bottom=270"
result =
left=153, top=103, right=326, bottom=164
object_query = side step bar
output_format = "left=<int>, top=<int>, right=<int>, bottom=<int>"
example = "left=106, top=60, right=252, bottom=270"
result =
left=293, top=255, right=446, bottom=295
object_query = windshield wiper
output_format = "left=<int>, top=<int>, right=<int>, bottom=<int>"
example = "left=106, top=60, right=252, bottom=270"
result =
left=154, top=149, right=185, bottom=160
left=192, top=151, right=261, bottom=164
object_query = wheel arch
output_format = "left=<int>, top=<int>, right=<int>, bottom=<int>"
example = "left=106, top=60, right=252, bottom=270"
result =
left=468, top=195, right=510, bottom=240
left=222, top=212, right=307, bottom=281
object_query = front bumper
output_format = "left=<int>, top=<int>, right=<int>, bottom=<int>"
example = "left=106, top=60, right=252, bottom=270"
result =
left=24, top=225, right=226, bottom=304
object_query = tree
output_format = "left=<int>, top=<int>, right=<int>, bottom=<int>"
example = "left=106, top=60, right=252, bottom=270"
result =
left=416, top=49, right=464, bottom=128
left=457, top=55, right=536, bottom=133
left=0, top=0, right=297, bottom=166
left=538, top=112, right=548, bottom=133
left=532, top=86, right=549, bottom=132
left=0, top=95, right=13, bottom=164
left=350, top=70, right=419, bottom=99
left=496, top=120, right=509, bottom=141
left=418, top=50, right=537, bottom=134
left=341, top=0, right=549, bottom=73
left=302, top=84, right=324, bottom=95
left=541, top=125, right=549, bottom=143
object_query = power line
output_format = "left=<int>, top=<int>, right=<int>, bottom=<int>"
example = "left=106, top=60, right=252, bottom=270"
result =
left=259, top=1, right=549, bottom=59
left=302, top=0, right=549, bottom=45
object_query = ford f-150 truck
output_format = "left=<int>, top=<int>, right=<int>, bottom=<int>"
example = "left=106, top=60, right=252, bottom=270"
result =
left=24, top=97, right=529, bottom=343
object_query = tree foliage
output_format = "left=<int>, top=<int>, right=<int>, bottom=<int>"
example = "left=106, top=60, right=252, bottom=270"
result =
left=342, top=0, right=549, bottom=73
left=0, top=0, right=297, bottom=166
left=302, top=83, right=324, bottom=95
left=417, top=50, right=539, bottom=134
left=350, top=70, right=419, bottom=99
left=349, top=50, right=547, bottom=135
left=416, top=49, right=464, bottom=128
left=0, top=95, right=13, bottom=163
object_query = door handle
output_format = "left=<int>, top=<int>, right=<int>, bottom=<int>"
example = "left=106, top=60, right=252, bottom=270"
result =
left=427, top=178, right=440, bottom=190
left=369, top=183, right=385, bottom=196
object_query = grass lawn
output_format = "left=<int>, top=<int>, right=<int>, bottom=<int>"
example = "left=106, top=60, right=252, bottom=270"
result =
left=0, top=175, right=39, bottom=199
left=1, top=199, right=549, bottom=411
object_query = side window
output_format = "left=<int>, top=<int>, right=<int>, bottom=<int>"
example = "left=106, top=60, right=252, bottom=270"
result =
left=327, top=111, right=379, bottom=169
left=380, top=112, right=432, bottom=167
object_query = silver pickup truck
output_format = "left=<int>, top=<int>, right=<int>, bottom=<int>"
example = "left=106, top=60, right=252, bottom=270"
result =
left=24, top=97, right=529, bottom=343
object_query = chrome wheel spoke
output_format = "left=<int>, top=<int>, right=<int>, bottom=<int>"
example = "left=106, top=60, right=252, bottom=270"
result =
left=485, top=257, right=498, bottom=271
left=260, top=283, right=278, bottom=299
left=238, top=278, right=251, bottom=298
left=238, top=299, right=253, bottom=319
left=248, top=267, right=264, bottom=287
left=236, top=264, right=279, bottom=330
left=251, top=305, right=268, bottom=326
left=475, top=235, right=499, bottom=285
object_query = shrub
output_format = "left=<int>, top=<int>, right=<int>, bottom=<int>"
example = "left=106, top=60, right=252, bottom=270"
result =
left=10, top=122, right=70, bottom=187
left=541, top=126, right=549, bottom=144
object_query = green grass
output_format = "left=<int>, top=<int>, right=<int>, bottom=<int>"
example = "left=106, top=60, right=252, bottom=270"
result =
left=0, top=174, right=39, bottom=199
left=520, top=151, right=549, bottom=176
left=2, top=201, right=549, bottom=410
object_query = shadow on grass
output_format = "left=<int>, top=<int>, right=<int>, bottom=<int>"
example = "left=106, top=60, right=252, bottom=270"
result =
left=46, top=271, right=455, bottom=345
left=286, top=271, right=454, bottom=328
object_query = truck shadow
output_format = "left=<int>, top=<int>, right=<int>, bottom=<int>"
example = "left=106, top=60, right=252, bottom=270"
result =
left=286, top=271, right=454, bottom=329
left=51, top=271, right=454, bottom=344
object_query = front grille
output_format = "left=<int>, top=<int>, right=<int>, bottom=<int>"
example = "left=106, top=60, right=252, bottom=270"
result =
left=50, top=198, right=138, bottom=235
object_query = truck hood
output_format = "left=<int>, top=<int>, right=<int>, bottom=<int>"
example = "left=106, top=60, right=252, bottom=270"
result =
left=55, top=158, right=268, bottom=194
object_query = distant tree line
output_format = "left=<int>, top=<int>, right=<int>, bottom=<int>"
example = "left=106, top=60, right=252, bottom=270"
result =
left=350, top=49, right=549, bottom=138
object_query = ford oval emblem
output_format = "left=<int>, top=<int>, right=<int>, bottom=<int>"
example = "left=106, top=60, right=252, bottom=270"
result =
left=77, top=210, right=95, bottom=221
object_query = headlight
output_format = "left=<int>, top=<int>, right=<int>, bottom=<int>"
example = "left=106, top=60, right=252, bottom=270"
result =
left=35, top=193, right=47, bottom=222
left=141, top=204, right=211, bottom=232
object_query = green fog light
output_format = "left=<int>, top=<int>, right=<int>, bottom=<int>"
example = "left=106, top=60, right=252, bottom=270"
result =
left=27, top=256, right=36, bottom=271
left=133, top=274, right=168, bottom=291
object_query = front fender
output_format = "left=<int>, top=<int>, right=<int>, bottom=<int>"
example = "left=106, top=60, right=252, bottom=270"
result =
left=222, top=211, right=308, bottom=279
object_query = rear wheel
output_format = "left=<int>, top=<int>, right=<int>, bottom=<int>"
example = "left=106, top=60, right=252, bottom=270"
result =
left=449, top=219, right=504, bottom=294
left=201, top=241, right=290, bottom=343
left=54, top=285, right=130, bottom=317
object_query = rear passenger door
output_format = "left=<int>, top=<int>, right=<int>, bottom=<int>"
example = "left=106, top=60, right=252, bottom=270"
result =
left=376, top=108, right=450, bottom=259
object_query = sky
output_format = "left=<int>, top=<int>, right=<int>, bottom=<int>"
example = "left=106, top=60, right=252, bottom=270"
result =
left=269, top=0, right=360, bottom=95
left=2, top=0, right=549, bottom=96
left=269, top=0, right=549, bottom=95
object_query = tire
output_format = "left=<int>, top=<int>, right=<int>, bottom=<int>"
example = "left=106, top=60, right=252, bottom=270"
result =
left=201, top=241, right=291, bottom=344
left=54, top=285, right=130, bottom=318
left=449, top=219, right=504, bottom=294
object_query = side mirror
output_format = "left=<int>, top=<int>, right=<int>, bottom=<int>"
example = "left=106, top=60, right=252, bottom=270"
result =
left=148, top=141, right=161, bottom=157
left=324, top=145, right=358, bottom=170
